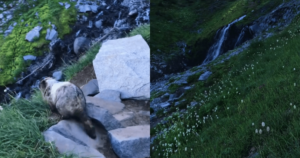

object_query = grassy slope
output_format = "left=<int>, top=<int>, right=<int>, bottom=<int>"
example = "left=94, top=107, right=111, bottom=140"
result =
left=151, top=0, right=288, bottom=56
left=151, top=5, right=300, bottom=158
left=0, top=91, right=68, bottom=157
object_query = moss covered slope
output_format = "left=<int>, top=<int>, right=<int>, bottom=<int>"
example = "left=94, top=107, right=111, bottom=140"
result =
left=0, top=0, right=77, bottom=86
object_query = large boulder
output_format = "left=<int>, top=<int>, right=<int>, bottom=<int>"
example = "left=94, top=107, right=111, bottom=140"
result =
left=108, top=125, right=150, bottom=158
left=93, top=35, right=150, bottom=100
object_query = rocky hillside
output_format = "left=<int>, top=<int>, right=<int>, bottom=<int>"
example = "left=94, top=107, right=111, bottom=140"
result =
left=0, top=0, right=149, bottom=103
left=150, top=0, right=300, bottom=157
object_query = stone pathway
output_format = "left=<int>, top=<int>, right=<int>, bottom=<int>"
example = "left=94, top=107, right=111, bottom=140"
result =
left=43, top=35, right=150, bottom=158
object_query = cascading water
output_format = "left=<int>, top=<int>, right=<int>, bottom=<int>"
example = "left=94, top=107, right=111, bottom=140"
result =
left=202, top=15, right=246, bottom=65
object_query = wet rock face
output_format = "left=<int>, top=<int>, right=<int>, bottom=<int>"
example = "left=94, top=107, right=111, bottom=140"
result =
left=150, top=0, right=300, bottom=82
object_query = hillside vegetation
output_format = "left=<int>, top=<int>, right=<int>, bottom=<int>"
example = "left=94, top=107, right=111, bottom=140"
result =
left=151, top=1, right=300, bottom=157
left=0, top=0, right=77, bottom=86
left=151, top=0, right=291, bottom=57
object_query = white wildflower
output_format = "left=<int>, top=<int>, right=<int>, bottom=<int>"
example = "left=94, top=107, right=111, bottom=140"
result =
left=262, top=122, right=265, bottom=127
left=259, top=129, right=262, bottom=134
left=266, top=126, right=270, bottom=132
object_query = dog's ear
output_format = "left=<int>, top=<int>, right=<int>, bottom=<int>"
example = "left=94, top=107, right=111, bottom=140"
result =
left=39, top=79, right=47, bottom=91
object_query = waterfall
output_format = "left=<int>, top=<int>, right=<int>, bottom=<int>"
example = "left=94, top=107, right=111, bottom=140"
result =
left=202, top=15, right=246, bottom=65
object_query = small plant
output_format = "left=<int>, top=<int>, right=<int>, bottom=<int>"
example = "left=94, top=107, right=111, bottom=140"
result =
left=129, top=23, right=150, bottom=43
left=156, top=109, right=165, bottom=118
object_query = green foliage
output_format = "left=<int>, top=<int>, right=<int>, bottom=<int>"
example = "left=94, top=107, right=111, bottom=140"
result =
left=129, top=24, right=150, bottom=44
left=150, top=0, right=292, bottom=63
left=156, top=109, right=165, bottom=118
left=150, top=91, right=165, bottom=101
left=151, top=13, right=300, bottom=157
left=168, top=84, right=181, bottom=93
left=63, top=44, right=101, bottom=81
left=0, top=0, right=77, bottom=86
left=0, top=91, right=63, bottom=157
left=186, top=72, right=202, bottom=84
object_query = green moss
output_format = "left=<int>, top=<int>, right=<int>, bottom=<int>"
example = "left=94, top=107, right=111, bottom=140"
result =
left=168, top=84, right=181, bottom=93
left=0, top=0, right=77, bottom=86
left=187, top=71, right=202, bottom=84
left=150, top=91, right=165, bottom=101
left=156, top=109, right=165, bottom=118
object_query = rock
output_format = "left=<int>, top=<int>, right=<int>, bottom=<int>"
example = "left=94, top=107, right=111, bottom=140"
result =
left=128, top=9, right=138, bottom=16
left=113, top=111, right=135, bottom=127
left=95, top=20, right=103, bottom=29
left=43, top=120, right=106, bottom=158
left=52, top=71, right=63, bottom=81
left=45, top=28, right=58, bottom=41
left=86, top=103, right=123, bottom=131
left=198, top=71, right=212, bottom=81
left=88, top=20, right=93, bottom=28
left=190, top=101, right=197, bottom=107
left=159, top=102, right=170, bottom=108
left=160, top=93, right=169, bottom=102
left=81, top=79, right=99, bottom=96
left=23, top=55, right=36, bottom=61
left=6, top=14, right=12, bottom=20
left=82, top=15, right=88, bottom=21
left=94, top=90, right=121, bottom=102
left=93, top=35, right=150, bottom=100
left=90, top=4, right=98, bottom=13
left=108, top=125, right=150, bottom=158
left=64, top=2, right=70, bottom=9
left=25, top=26, right=42, bottom=42
left=74, top=37, right=90, bottom=54
left=76, top=30, right=81, bottom=37
left=4, top=23, right=16, bottom=36
left=78, top=4, right=91, bottom=12
left=85, top=97, right=125, bottom=114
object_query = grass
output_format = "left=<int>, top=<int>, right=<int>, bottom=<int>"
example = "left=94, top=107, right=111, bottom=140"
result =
left=151, top=10, right=300, bottom=158
left=63, top=44, right=101, bottom=81
left=0, top=90, right=75, bottom=157
left=0, top=0, right=77, bottom=86
left=187, top=72, right=202, bottom=84
left=129, top=23, right=150, bottom=44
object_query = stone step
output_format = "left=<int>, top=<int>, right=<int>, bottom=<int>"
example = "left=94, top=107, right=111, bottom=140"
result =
left=108, top=125, right=150, bottom=158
